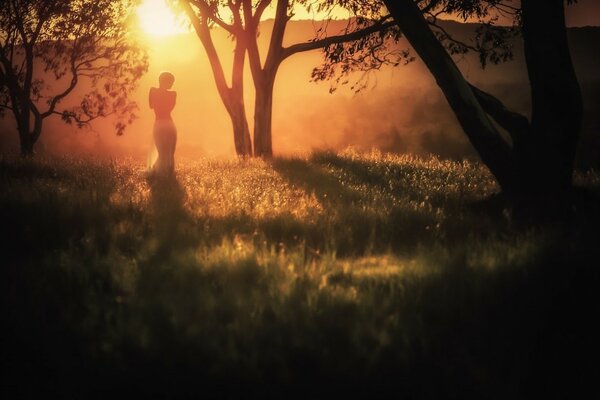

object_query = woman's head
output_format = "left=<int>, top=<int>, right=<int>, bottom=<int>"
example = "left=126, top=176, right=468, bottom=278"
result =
left=158, top=71, right=175, bottom=89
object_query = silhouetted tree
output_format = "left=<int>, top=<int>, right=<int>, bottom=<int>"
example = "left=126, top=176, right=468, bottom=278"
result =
left=243, top=0, right=399, bottom=157
left=180, top=0, right=253, bottom=156
left=0, top=0, right=148, bottom=155
left=324, top=0, right=582, bottom=198
left=180, top=0, right=398, bottom=157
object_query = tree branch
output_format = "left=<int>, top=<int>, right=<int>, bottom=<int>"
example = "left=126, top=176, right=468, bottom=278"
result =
left=230, top=0, right=243, bottom=30
left=29, top=3, right=49, bottom=46
left=428, top=20, right=478, bottom=52
left=282, top=19, right=396, bottom=59
left=182, top=0, right=232, bottom=104
left=264, top=0, right=290, bottom=71
left=253, top=0, right=272, bottom=24
left=189, top=0, right=236, bottom=35
left=52, top=109, right=116, bottom=126
left=41, top=57, right=79, bottom=118
left=28, top=99, right=43, bottom=141
left=11, top=0, right=29, bottom=47
left=383, top=0, right=515, bottom=191
left=420, top=0, right=443, bottom=15
left=469, top=83, right=530, bottom=142
left=243, top=0, right=264, bottom=75
left=0, top=50, right=23, bottom=121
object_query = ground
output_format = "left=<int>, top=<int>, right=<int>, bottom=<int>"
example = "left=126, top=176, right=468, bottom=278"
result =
left=1, top=150, right=599, bottom=398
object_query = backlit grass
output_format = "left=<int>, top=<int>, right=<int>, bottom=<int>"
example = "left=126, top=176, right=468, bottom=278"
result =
left=1, top=151, right=599, bottom=398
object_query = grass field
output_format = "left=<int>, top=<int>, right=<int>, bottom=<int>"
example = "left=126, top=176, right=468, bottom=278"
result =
left=1, top=150, right=599, bottom=398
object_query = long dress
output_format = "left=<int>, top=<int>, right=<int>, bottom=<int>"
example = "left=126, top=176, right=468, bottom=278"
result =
left=149, top=87, right=177, bottom=176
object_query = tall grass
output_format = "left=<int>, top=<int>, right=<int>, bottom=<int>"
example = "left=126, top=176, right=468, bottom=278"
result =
left=1, top=151, right=599, bottom=398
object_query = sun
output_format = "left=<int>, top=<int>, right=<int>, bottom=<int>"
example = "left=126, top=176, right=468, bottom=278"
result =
left=136, top=0, right=187, bottom=37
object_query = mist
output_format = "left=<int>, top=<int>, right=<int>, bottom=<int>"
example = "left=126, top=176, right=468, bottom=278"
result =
left=1, top=19, right=599, bottom=168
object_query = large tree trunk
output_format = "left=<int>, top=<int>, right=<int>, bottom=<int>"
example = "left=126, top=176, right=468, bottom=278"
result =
left=17, top=120, right=41, bottom=156
left=383, top=0, right=515, bottom=192
left=252, top=73, right=275, bottom=158
left=18, top=130, right=34, bottom=156
left=384, top=0, right=582, bottom=199
left=520, top=0, right=582, bottom=196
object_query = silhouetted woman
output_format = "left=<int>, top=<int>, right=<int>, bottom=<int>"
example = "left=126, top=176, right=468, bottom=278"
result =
left=149, top=71, right=177, bottom=176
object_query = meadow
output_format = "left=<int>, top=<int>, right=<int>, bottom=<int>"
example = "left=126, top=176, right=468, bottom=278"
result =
left=1, top=150, right=599, bottom=398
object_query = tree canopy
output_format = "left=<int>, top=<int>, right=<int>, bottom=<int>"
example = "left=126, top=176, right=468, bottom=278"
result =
left=0, top=0, right=148, bottom=154
left=310, top=0, right=582, bottom=199
left=179, top=0, right=525, bottom=157
left=382, top=0, right=581, bottom=198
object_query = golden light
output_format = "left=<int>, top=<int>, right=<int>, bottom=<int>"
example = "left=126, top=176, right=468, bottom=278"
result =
left=136, top=0, right=187, bottom=37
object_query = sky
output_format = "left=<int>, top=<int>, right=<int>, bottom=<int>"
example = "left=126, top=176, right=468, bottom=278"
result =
left=135, top=0, right=600, bottom=38
left=262, top=0, right=600, bottom=27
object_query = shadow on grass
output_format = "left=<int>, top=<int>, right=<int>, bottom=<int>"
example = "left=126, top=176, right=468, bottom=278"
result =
left=272, top=157, right=363, bottom=205
left=2, top=233, right=598, bottom=398
left=1, top=155, right=599, bottom=398
left=273, top=154, right=508, bottom=257
left=147, top=174, right=195, bottom=258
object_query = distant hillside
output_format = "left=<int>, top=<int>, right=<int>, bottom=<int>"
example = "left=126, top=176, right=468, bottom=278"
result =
left=1, top=19, right=598, bottom=167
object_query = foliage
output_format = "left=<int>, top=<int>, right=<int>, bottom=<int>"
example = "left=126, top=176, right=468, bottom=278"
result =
left=0, top=0, right=148, bottom=149
left=1, top=153, right=599, bottom=396
left=313, top=0, right=519, bottom=92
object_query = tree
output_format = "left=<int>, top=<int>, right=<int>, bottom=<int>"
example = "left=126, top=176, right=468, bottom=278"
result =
left=326, top=0, right=582, bottom=198
left=180, top=0, right=398, bottom=157
left=0, top=0, right=148, bottom=155
left=180, top=0, right=253, bottom=156
left=242, top=0, right=400, bottom=157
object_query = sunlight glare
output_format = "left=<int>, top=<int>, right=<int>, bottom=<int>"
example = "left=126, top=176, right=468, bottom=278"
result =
left=136, top=0, right=187, bottom=37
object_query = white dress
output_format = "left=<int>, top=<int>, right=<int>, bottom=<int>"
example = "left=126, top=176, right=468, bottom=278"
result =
left=152, top=118, right=177, bottom=176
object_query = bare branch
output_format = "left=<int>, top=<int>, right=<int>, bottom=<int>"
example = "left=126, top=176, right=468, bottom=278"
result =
left=282, top=18, right=395, bottom=59
left=420, top=0, right=443, bottom=14
left=188, top=0, right=237, bottom=35
left=41, top=57, right=78, bottom=118
left=428, top=20, right=478, bottom=53
left=243, top=0, right=264, bottom=74
left=253, top=0, right=272, bottom=24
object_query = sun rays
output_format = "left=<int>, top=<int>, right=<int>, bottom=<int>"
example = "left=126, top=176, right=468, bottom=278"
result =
left=136, top=0, right=188, bottom=37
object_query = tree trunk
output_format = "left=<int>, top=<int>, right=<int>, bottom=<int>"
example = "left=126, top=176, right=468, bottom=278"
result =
left=384, top=0, right=582, bottom=199
left=228, top=91, right=253, bottom=156
left=183, top=2, right=252, bottom=157
left=15, top=98, right=44, bottom=156
left=16, top=102, right=34, bottom=156
left=253, top=74, right=275, bottom=158
left=520, top=0, right=582, bottom=196
left=246, top=0, right=288, bottom=159
left=383, top=0, right=516, bottom=192
left=19, top=130, right=34, bottom=156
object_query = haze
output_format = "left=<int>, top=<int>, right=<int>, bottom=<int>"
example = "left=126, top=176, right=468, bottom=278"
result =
left=1, top=1, right=598, bottom=167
